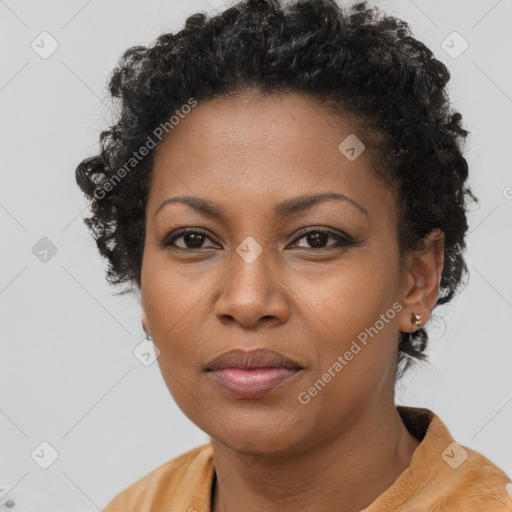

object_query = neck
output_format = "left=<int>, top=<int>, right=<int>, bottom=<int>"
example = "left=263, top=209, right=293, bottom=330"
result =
left=211, top=403, right=421, bottom=512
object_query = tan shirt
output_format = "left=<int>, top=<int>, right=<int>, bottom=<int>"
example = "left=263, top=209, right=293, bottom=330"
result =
left=103, top=406, right=512, bottom=511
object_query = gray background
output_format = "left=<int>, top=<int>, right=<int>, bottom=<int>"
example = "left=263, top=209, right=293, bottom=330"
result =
left=1, top=0, right=511, bottom=509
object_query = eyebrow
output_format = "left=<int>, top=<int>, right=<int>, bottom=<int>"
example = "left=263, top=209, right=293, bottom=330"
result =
left=154, top=192, right=369, bottom=220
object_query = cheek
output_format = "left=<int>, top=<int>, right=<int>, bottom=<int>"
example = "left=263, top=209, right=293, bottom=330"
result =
left=141, top=247, right=205, bottom=336
left=299, top=257, right=400, bottom=376
left=302, top=257, right=394, bottom=331
left=149, top=306, right=205, bottom=420
left=141, top=263, right=198, bottom=377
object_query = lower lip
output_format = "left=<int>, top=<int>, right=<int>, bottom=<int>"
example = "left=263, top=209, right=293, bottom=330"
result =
left=208, top=367, right=301, bottom=398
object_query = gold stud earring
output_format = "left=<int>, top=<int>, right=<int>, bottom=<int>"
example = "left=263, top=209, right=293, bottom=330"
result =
left=411, top=312, right=422, bottom=327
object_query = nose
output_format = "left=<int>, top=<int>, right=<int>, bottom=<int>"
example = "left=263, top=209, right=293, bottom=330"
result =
left=214, top=244, right=290, bottom=329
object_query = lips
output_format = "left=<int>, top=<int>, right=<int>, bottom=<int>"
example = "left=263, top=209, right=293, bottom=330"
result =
left=205, top=348, right=303, bottom=372
left=205, top=348, right=304, bottom=399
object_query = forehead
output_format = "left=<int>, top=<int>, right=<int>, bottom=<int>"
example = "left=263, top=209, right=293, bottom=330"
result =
left=148, top=92, right=396, bottom=223
left=154, top=91, right=359, bottom=163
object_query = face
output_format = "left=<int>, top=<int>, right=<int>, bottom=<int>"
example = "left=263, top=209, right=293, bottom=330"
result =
left=140, top=92, right=418, bottom=455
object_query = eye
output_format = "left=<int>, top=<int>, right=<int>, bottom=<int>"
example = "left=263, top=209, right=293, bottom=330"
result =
left=158, top=228, right=219, bottom=250
left=159, top=227, right=354, bottom=252
left=289, top=228, right=353, bottom=250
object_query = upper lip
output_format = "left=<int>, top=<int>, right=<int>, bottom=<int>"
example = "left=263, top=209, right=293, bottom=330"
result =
left=205, top=348, right=303, bottom=371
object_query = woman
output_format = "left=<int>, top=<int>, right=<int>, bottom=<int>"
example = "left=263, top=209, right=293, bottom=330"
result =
left=75, top=0, right=511, bottom=510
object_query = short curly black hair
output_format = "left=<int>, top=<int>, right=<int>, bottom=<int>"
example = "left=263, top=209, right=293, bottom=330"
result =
left=75, top=0, right=478, bottom=379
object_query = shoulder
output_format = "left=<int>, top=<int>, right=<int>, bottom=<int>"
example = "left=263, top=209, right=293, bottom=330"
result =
left=436, top=444, right=512, bottom=512
left=102, top=442, right=214, bottom=512
left=424, top=411, right=512, bottom=511
left=377, top=407, right=512, bottom=512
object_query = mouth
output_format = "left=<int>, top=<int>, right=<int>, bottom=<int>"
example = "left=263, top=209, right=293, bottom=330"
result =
left=208, top=367, right=303, bottom=398
left=205, top=348, right=304, bottom=399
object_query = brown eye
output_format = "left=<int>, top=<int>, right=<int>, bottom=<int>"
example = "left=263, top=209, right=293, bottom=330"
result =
left=290, top=229, right=353, bottom=250
left=159, top=229, right=218, bottom=250
left=158, top=227, right=354, bottom=252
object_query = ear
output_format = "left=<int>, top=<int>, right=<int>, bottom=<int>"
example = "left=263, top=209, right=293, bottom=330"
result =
left=398, top=228, right=445, bottom=333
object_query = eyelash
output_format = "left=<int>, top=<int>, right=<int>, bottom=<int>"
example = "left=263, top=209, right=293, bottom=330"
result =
left=158, top=227, right=354, bottom=252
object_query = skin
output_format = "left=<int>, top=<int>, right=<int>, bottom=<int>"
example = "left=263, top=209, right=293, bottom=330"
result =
left=140, top=91, right=445, bottom=512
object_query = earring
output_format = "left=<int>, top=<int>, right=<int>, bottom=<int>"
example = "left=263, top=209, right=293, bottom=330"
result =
left=411, top=312, right=422, bottom=327
left=142, top=321, right=151, bottom=341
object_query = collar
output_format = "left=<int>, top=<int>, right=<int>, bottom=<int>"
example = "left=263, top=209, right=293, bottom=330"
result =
left=362, top=406, right=512, bottom=511
left=103, top=406, right=512, bottom=511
